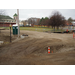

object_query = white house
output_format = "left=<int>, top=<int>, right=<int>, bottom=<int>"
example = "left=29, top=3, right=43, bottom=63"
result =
left=72, top=21, right=75, bottom=26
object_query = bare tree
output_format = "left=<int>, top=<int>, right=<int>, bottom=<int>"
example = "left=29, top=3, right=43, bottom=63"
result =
left=49, top=11, right=65, bottom=30
left=0, top=10, right=6, bottom=27
left=0, top=10, right=5, bottom=20
left=35, top=18, right=40, bottom=25
left=28, top=18, right=37, bottom=27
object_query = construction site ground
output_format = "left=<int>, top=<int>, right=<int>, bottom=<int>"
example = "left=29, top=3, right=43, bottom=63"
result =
left=0, top=30, right=75, bottom=65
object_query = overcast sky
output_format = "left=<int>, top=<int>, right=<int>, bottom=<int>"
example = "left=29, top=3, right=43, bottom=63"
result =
left=1, top=9, right=75, bottom=20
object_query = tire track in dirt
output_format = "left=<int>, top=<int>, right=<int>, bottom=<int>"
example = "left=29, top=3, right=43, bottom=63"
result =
left=0, top=30, right=75, bottom=65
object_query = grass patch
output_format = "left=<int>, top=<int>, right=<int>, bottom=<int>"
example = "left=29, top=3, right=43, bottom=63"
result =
left=20, top=27, right=53, bottom=32
left=0, top=26, right=66, bottom=32
left=0, top=27, right=9, bottom=30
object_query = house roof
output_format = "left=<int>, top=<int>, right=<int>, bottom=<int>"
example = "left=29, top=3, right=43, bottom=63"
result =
left=13, top=13, right=17, bottom=16
left=0, top=15, right=12, bottom=19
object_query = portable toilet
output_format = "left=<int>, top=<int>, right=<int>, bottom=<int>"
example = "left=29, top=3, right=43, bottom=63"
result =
left=12, top=24, right=18, bottom=35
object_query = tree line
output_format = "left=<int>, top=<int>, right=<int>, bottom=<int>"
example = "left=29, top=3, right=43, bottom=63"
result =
left=27, top=11, right=66, bottom=30
left=38, top=11, right=66, bottom=30
left=28, top=11, right=73, bottom=30
left=0, top=10, right=73, bottom=29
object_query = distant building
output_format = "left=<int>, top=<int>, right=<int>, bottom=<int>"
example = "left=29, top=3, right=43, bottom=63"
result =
left=19, top=20, right=23, bottom=26
left=28, top=17, right=40, bottom=26
left=0, top=19, right=16, bottom=27
left=72, top=22, right=75, bottom=26
left=30, top=18, right=39, bottom=22
left=65, top=21, right=73, bottom=26
left=65, top=20, right=75, bottom=26
left=21, top=20, right=29, bottom=26
left=72, top=20, right=75, bottom=26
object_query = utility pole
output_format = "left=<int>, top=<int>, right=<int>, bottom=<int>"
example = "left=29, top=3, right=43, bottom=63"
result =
left=17, top=9, right=20, bottom=38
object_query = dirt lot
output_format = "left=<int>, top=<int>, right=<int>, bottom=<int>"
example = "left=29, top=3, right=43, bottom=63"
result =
left=0, top=30, right=75, bottom=65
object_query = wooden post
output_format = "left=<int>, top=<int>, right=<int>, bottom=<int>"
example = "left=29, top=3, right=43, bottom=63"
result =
left=9, top=25, right=12, bottom=43
left=10, top=27, right=11, bottom=42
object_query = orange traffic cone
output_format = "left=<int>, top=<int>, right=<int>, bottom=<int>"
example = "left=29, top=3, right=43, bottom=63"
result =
left=67, top=29, right=68, bottom=32
left=48, top=46, right=50, bottom=53
left=73, top=32, right=74, bottom=38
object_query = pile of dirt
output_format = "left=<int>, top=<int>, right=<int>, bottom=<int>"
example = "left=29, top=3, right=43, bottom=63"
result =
left=0, top=37, right=74, bottom=55
left=0, top=33, right=16, bottom=42
left=0, top=36, right=10, bottom=42
left=0, top=30, right=75, bottom=65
